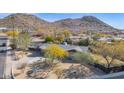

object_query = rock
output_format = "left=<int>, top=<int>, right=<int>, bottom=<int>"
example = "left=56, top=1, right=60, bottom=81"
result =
left=62, top=65, right=93, bottom=79
left=26, top=70, right=33, bottom=77
left=25, top=61, right=55, bottom=79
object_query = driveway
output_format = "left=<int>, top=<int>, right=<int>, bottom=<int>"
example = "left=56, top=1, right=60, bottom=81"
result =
left=0, top=52, right=6, bottom=79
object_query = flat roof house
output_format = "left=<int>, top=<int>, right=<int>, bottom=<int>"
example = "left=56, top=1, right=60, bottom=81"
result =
left=0, top=34, right=9, bottom=52
left=38, top=44, right=88, bottom=52
left=0, top=27, right=9, bottom=32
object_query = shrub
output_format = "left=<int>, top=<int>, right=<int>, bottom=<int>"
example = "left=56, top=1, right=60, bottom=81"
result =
left=78, top=39, right=90, bottom=46
left=45, top=36, right=54, bottom=43
left=55, top=36, right=64, bottom=44
left=53, top=67, right=64, bottom=79
left=73, top=52, right=95, bottom=65
left=6, top=31, right=19, bottom=37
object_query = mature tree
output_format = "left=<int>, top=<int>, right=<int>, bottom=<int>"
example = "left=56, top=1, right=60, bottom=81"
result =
left=45, top=44, right=68, bottom=62
left=61, top=29, right=71, bottom=41
left=55, top=36, right=64, bottom=44
left=95, top=42, right=124, bottom=69
left=6, top=30, right=19, bottom=49
left=17, top=32, right=31, bottom=51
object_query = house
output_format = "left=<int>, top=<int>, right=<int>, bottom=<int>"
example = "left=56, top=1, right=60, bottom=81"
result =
left=97, top=37, right=112, bottom=42
left=0, top=27, right=9, bottom=32
left=39, top=44, right=88, bottom=53
left=31, top=37, right=45, bottom=43
left=29, top=43, right=88, bottom=53
left=69, top=34, right=90, bottom=43
left=0, top=33, right=9, bottom=52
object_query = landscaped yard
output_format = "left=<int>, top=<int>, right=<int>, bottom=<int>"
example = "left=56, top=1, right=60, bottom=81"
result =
left=12, top=44, right=124, bottom=79
left=13, top=58, right=105, bottom=79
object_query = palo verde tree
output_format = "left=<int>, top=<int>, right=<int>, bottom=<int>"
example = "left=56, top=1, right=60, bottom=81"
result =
left=6, top=30, right=19, bottom=38
left=17, top=32, right=31, bottom=51
left=44, top=44, right=68, bottom=62
left=6, top=30, right=19, bottom=49
left=55, top=36, right=64, bottom=44
left=61, top=29, right=71, bottom=41
left=95, top=42, right=124, bottom=69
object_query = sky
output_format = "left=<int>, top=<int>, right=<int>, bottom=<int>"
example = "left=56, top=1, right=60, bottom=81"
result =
left=0, top=13, right=124, bottom=29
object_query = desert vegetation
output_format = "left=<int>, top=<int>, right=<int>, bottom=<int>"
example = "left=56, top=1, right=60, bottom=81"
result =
left=2, top=13, right=124, bottom=79
left=44, top=44, right=69, bottom=62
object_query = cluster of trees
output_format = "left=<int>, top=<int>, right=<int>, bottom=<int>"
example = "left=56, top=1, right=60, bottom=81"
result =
left=44, top=44, right=95, bottom=66
left=5, top=16, right=32, bottom=51
left=6, top=31, right=31, bottom=51
left=17, top=32, right=31, bottom=50
left=91, top=41, right=124, bottom=69
left=45, top=29, right=71, bottom=44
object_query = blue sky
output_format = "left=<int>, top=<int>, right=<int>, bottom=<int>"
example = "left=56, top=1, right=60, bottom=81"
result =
left=0, top=13, right=124, bottom=29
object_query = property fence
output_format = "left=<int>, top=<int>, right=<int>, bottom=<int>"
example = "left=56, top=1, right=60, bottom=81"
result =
left=90, top=63, right=124, bottom=73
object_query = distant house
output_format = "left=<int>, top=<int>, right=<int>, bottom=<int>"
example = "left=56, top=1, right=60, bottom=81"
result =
left=69, top=35, right=90, bottom=43
left=0, top=33, right=9, bottom=52
left=0, top=27, right=9, bottom=32
left=97, top=37, right=112, bottom=42
left=116, top=33, right=124, bottom=39
left=112, top=37, right=124, bottom=41
left=97, top=36, right=124, bottom=43
left=31, top=37, right=45, bottom=43
left=39, top=44, right=88, bottom=52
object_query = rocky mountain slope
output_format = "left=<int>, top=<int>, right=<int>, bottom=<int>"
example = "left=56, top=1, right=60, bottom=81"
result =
left=0, top=13, right=53, bottom=32
left=53, top=16, right=120, bottom=32
left=0, top=13, right=121, bottom=33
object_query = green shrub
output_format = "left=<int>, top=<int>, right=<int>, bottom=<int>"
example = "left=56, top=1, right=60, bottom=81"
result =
left=45, top=36, right=54, bottom=43
left=73, top=52, right=95, bottom=65
left=78, top=39, right=89, bottom=46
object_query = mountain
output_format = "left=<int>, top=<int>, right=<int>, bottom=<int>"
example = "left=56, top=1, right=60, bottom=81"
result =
left=0, top=13, right=122, bottom=34
left=0, top=13, right=53, bottom=32
left=53, top=16, right=120, bottom=32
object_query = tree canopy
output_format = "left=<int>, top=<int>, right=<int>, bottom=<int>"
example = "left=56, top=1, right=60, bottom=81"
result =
left=17, top=32, right=31, bottom=50
left=6, top=31, right=19, bottom=38
left=94, top=41, right=124, bottom=68
left=45, top=44, right=68, bottom=62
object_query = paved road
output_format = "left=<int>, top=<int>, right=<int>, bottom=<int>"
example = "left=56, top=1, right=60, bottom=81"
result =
left=0, top=52, right=6, bottom=79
